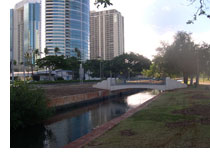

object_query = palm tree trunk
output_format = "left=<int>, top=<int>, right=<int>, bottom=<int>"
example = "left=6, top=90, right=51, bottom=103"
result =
left=183, top=73, right=188, bottom=84
left=49, top=67, right=51, bottom=81
left=195, top=54, right=200, bottom=86
left=31, top=65, right=34, bottom=77
left=196, top=73, right=200, bottom=86
left=190, top=76, right=193, bottom=85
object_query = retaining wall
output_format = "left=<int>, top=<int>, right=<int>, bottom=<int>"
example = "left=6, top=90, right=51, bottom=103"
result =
left=47, top=90, right=110, bottom=108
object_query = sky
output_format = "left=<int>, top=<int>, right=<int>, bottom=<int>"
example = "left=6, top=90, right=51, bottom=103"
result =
left=90, top=0, right=210, bottom=59
left=6, top=0, right=210, bottom=60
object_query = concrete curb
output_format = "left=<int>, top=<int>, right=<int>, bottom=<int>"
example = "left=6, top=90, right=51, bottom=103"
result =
left=63, top=93, right=162, bottom=148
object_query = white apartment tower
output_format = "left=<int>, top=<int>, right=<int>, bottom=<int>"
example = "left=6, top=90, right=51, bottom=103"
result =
left=90, top=9, right=124, bottom=60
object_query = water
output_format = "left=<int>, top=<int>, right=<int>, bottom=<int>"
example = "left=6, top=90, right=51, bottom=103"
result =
left=11, top=90, right=159, bottom=148
left=43, top=90, right=159, bottom=148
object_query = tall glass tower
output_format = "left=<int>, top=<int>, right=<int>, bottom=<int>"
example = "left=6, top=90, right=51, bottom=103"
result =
left=10, top=0, right=41, bottom=67
left=45, top=0, right=90, bottom=60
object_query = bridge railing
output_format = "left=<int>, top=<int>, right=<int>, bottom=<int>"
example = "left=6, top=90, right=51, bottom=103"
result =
left=113, top=78, right=166, bottom=86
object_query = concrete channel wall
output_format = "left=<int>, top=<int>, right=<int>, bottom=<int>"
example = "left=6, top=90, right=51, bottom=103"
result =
left=47, top=90, right=110, bottom=108
left=47, top=88, right=143, bottom=110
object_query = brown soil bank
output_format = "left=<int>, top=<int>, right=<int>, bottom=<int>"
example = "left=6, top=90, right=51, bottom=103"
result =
left=41, top=83, right=102, bottom=99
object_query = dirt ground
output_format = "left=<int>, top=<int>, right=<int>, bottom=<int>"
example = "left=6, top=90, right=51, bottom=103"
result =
left=36, top=83, right=103, bottom=99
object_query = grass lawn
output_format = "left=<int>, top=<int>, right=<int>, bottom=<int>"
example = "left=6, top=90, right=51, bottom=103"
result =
left=85, top=85, right=210, bottom=148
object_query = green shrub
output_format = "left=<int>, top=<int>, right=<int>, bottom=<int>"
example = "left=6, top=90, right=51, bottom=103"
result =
left=56, top=77, right=64, bottom=81
left=10, top=83, right=53, bottom=130
left=32, top=75, right=40, bottom=81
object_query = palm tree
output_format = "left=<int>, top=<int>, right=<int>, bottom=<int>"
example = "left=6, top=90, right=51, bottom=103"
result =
left=54, top=47, right=60, bottom=56
left=44, top=47, right=49, bottom=56
left=24, top=52, right=31, bottom=77
left=74, top=48, right=81, bottom=60
left=34, top=49, right=40, bottom=60
left=33, top=49, right=41, bottom=74
left=44, top=47, right=49, bottom=76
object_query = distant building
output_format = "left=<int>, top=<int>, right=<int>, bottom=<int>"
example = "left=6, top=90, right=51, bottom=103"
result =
left=37, top=70, right=73, bottom=81
left=10, top=0, right=42, bottom=69
left=90, top=9, right=124, bottom=60
left=45, top=0, right=90, bottom=60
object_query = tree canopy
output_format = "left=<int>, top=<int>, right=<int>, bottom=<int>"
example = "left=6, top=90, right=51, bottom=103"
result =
left=143, top=31, right=210, bottom=84
left=187, top=0, right=210, bottom=24
left=84, top=53, right=151, bottom=79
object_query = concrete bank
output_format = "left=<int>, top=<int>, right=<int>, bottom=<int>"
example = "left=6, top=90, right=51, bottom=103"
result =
left=47, top=88, right=145, bottom=112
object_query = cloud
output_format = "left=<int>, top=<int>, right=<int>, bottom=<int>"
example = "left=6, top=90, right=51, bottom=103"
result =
left=192, top=31, right=210, bottom=45
left=125, top=24, right=175, bottom=60
left=161, top=6, right=171, bottom=12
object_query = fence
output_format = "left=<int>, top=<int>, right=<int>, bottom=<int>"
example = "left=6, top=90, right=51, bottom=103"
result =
left=113, top=78, right=166, bottom=86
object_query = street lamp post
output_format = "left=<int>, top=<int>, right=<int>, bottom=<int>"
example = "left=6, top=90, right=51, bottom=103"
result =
left=100, top=60, right=102, bottom=79
left=79, top=63, right=84, bottom=84
left=98, top=56, right=102, bottom=79
left=11, top=53, right=14, bottom=83
left=23, top=58, right=26, bottom=84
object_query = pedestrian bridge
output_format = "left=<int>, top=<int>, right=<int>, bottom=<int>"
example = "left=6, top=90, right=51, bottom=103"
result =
left=93, top=77, right=187, bottom=91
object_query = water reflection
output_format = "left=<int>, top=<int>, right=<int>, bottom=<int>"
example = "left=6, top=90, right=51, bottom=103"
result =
left=44, top=90, right=159, bottom=148
left=126, top=90, right=159, bottom=108
left=44, top=101, right=128, bottom=147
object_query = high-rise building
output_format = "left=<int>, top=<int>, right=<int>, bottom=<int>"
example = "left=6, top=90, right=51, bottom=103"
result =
left=45, top=0, right=90, bottom=60
left=10, top=0, right=42, bottom=67
left=90, top=9, right=124, bottom=60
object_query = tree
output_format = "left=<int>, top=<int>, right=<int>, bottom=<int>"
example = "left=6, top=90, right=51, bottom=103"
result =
left=94, top=0, right=113, bottom=8
left=186, top=0, right=210, bottom=24
left=44, top=47, right=49, bottom=56
left=13, top=60, right=17, bottom=66
left=196, top=43, right=210, bottom=81
left=159, top=32, right=196, bottom=84
left=147, top=31, right=209, bottom=85
left=24, top=51, right=32, bottom=77
left=54, top=47, right=60, bottom=56
left=64, top=57, right=81, bottom=79
left=10, top=83, right=52, bottom=130
left=84, top=53, right=151, bottom=79
left=142, top=63, right=163, bottom=78
left=142, top=42, right=170, bottom=79
left=74, top=48, right=81, bottom=60
left=36, top=56, right=65, bottom=80
left=24, top=49, right=41, bottom=77
left=32, top=49, right=41, bottom=75
left=33, top=49, right=40, bottom=61
left=84, top=59, right=101, bottom=78
left=110, top=53, right=151, bottom=78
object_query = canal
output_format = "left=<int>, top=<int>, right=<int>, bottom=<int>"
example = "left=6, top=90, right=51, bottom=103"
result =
left=11, top=89, right=159, bottom=148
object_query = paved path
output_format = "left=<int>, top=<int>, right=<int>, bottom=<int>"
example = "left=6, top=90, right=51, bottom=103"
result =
left=64, top=93, right=162, bottom=148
